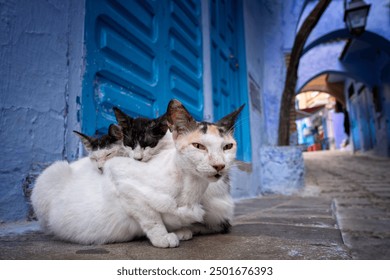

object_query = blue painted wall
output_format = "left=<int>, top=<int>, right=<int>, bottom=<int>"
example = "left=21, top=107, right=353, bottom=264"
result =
left=0, top=0, right=85, bottom=222
left=331, top=111, right=348, bottom=149
left=303, top=0, right=390, bottom=54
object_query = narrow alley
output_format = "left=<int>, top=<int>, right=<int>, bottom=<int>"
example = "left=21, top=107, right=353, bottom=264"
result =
left=1, top=150, right=388, bottom=260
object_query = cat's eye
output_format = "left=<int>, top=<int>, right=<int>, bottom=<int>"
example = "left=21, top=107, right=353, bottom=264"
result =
left=192, top=143, right=206, bottom=150
left=223, top=143, right=234, bottom=151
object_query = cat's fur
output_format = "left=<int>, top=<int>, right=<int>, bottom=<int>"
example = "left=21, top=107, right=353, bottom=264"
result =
left=31, top=100, right=242, bottom=247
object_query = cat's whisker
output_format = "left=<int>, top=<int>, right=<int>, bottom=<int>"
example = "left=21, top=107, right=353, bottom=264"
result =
left=224, top=117, right=250, bottom=135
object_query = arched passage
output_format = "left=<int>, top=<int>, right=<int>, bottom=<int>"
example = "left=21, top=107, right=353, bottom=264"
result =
left=293, top=73, right=351, bottom=151
left=299, top=74, right=345, bottom=106
left=279, top=0, right=390, bottom=156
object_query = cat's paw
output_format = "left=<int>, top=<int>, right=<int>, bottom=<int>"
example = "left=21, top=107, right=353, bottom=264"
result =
left=175, top=228, right=193, bottom=241
left=149, top=233, right=180, bottom=248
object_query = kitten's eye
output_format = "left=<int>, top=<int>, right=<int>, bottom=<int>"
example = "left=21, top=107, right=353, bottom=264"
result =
left=106, top=152, right=112, bottom=157
left=192, top=143, right=206, bottom=150
left=223, top=143, right=234, bottom=151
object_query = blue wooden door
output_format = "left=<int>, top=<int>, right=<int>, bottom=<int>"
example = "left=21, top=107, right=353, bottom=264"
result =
left=357, top=89, right=375, bottom=151
left=83, top=0, right=203, bottom=135
left=350, top=96, right=361, bottom=151
left=210, top=0, right=251, bottom=162
left=364, top=89, right=376, bottom=148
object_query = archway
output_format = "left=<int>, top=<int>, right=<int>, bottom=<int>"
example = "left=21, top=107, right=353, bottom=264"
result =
left=279, top=11, right=390, bottom=148
left=293, top=73, right=351, bottom=151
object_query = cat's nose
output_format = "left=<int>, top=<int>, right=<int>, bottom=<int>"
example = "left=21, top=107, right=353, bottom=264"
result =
left=212, top=164, right=225, bottom=172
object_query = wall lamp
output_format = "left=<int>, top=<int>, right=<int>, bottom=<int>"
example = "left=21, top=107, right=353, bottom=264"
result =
left=344, top=0, right=371, bottom=36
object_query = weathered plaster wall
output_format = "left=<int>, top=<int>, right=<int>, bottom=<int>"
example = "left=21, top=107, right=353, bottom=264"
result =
left=298, top=41, right=357, bottom=91
left=230, top=0, right=305, bottom=197
left=233, top=0, right=265, bottom=197
left=0, top=0, right=84, bottom=222
left=257, top=0, right=285, bottom=146
left=282, top=0, right=305, bottom=51
left=376, top=61, right=390, bottom=157
left=301, top=0, right=390, bottom=54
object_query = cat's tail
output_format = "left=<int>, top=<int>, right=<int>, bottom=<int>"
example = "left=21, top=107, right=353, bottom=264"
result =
left=31, top=161, right=72, bottom=230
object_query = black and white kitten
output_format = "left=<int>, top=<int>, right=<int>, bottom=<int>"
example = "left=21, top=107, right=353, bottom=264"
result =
left=73, top=124, right=130, bottom=173
left=113, top=107, right=174, bottom=162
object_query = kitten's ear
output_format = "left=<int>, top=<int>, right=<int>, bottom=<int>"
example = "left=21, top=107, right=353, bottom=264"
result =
left=216, top=104, right=245, bottom=134
left=73, top=131, right=94, bottom=152
left=151, top=114, right=168, bottom=136
left=108, top=124, right=123, bottom=141
left=166, top=99, right=197, bottom=138
left=113, top=107, right=133, bottom=129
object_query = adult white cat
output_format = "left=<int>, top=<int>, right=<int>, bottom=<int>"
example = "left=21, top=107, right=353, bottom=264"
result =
left=32, top=99, right=242, bottom=247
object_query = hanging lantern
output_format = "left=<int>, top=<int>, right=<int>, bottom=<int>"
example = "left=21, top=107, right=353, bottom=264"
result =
left=344, top=0, right=371, bottom=36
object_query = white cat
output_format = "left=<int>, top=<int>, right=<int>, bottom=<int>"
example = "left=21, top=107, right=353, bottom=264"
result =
left=31, top=99, right=242, bottom=247
left=112, top=106, right=241, bottom=235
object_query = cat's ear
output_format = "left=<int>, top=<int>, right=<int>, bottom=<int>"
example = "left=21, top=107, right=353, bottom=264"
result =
left=216, top=104, right=245, bottom=134
left=108, top=124, right=123, bottom=141
left=73, top=131, right=95, bottom=152
left=166, top=99, right=197, bottom=139
left=151, top=114, right=168, bottom=136
left=113, top=107, right=133, bottom=129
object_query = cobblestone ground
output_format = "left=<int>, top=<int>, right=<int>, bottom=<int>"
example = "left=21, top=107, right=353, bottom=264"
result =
left=303, top=151, right=390, bottom=259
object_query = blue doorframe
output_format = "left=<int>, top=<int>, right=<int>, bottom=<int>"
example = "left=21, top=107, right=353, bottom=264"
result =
left=209, top=0, right=251, bottom=162
left=82, top=0, right=203, bottom=135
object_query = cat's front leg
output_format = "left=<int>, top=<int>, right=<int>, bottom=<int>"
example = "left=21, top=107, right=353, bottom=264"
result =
left=122, top=197, right=180, bottom=248
left=114, top=184, right=180, bottom=248
left=175, top=204, right=205, bottom=224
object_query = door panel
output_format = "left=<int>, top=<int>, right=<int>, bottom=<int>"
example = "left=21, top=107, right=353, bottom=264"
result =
left=167, top=0, right=203, bottom=119
left=210, top=0, right=251, bottom=161
left=83, top=0, right=203, bottom=135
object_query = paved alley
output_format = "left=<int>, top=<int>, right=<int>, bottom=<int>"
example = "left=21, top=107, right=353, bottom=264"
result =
left=303, top=151, right=390, bottom=259
left=0, top=150, right=389, bottom=260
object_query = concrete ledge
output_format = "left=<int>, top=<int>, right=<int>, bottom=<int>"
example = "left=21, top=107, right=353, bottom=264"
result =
left=0, top=196, right=350, bottom=260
